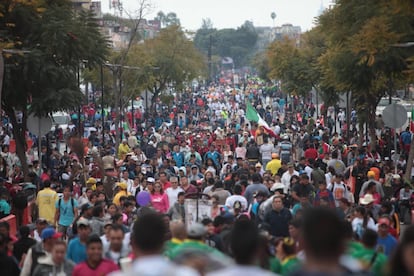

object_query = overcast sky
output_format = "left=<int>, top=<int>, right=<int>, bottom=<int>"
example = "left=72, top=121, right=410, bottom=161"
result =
left=101, top=0, right=333, bottom=32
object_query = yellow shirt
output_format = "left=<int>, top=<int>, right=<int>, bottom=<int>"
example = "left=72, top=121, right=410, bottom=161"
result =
left=266, top=159, right=282, bottom=175
left=118, top=143, right=131, bottom=159
left=113, top=190, right=131, bottom=206
left=36, top=188, right=57, bottom=224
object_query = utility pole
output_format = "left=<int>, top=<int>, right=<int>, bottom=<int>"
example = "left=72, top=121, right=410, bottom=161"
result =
left=0, top=54, right=3, bottom=118
left=208, top=35, right=212, bottom=84
left=100, top=64, right=105, bottom=146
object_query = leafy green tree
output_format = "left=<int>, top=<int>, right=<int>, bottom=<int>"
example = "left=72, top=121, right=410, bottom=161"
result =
left=252, top=51, right=270, bottom=81
left=155, top=11, right=180, bottom=28
left=0, top=0, right=108, bottom=177
left=317, top=0, right=414, bottom=145
left=124, top=25, right=206, bottom=111
left=194, top=20, right=258, bottom=68
left=267, top=38, right=313, bottom=97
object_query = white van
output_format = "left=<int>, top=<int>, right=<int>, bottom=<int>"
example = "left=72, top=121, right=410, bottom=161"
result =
left=50, top=112, right=74, bottom=133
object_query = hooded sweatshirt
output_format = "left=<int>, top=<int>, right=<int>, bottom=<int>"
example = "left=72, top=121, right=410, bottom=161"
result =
left=32, top=254, right=75, bottom=276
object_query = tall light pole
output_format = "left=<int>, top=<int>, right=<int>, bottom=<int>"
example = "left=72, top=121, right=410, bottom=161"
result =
left=0, top=53, right=3, bottom=119
left=100, top=64, right=105, bottom=146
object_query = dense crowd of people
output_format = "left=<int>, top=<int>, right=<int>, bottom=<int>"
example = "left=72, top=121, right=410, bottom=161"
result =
left=0, top=80, right=413, bottom=275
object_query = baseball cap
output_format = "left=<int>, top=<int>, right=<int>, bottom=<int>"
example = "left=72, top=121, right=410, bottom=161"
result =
left=116, top=182, right=127, bottom=190
left=377, top=217, right=390, bottom=226
left=77, top=217, right=90, bottom=227
left=367, top=171, right=375, bottom=178
left=147, top=177, right=155, bottom=183
left=41, top=227, right=62, bottom=240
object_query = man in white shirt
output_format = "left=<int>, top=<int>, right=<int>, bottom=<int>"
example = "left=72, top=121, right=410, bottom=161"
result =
left=259, top=137, right=274, bottom=168
left=281, top=163, right=299, bottom=194
left=121, top=170, right=134, bottom=192
left=165, top=176, right=184, bottom=207
left=225, top=184, right=248, bottom=211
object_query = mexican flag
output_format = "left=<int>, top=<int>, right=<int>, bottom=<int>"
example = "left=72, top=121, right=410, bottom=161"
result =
left=246, top=102, right=278, bottom=138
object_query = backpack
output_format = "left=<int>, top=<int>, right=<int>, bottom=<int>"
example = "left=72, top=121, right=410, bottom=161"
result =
left=58, top=197, right=76, bottom=217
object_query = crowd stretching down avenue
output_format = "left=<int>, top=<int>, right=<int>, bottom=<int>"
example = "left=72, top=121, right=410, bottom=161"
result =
left=1, top=0, right=414, bottom=276
left=0, top=77, right=412, bottom=276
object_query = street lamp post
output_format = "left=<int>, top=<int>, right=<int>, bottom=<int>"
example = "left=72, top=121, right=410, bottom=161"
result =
left=100, top=64, right=105, bottom=146
left=0, top=53, right=4, bottom=119
left=119, top=66, right=123, bottom=141
left=145, top=89, right=148, bottom=115
left=77, top=65, right=81, bottom=137
left=131, top=97, right=135, bottom=131
left=77, top=60, right=88, bottom=138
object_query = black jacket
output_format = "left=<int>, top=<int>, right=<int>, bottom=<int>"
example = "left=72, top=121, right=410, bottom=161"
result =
left=264, top=207, right=292, bottom=237
left=13, top=237, right=36, bottom=262
left=0, top=251, right=20, bottom=276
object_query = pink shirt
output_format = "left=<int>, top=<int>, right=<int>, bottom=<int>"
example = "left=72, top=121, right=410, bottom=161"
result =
left=72, top=259, right=119, bottom=276
left=150, top=193, right=170, bottom=213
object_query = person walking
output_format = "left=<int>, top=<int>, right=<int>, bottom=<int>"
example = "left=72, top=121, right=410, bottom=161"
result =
left=110, top=213, right=197, bottom=276
left=0, top=233, right=19, bottom=276
left=36, top=180, right=58, bottom=224
left=72, top=234, right=119, bottom=276
left=32, top=240, right=75, bottom=276
left=264, top=196, right=292, bottom=237
left=66, top=218, right=91, bottom=264
left=20, top=227, right=62, bottom=276
left=54, top=186, right=78, bottom=239
left=244, top=173, right=269, bottom=205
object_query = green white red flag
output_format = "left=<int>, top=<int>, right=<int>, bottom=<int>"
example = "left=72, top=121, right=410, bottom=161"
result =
left=245, top=102, right=278, bottom=138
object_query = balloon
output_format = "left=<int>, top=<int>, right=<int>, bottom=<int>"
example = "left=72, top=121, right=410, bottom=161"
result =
left=136, top=191, right=151, bottom=207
